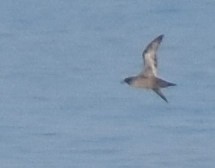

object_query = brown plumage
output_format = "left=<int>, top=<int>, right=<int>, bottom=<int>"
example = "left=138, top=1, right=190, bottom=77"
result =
left=123, top=35, right=176, bottom=103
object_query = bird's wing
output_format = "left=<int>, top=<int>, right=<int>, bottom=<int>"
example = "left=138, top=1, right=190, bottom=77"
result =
left=153, top=88, right=168, bottom=103
left=141, top=35, right=164, bottom=77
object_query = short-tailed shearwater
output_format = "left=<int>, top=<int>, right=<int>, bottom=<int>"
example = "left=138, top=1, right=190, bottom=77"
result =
left=123, top=35, right=176, bottom=103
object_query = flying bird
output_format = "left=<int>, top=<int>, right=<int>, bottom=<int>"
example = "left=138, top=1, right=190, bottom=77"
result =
left=123, top=35, right=176, bottom=103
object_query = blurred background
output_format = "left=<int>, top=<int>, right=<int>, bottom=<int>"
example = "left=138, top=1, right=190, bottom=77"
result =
left=0, top=0, right=215, bottom=168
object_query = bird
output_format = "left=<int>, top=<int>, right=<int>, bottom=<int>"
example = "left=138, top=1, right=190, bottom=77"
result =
left=123, top=34, right=176, bottom=103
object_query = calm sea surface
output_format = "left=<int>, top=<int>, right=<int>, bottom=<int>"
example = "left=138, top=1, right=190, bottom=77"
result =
left=0, top=1, right=215, bottom=168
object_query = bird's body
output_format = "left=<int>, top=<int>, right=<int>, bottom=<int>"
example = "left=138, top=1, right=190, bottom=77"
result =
left=123, top=35, right=176, bottom=103
left=124, top=75, right=175, bottom=89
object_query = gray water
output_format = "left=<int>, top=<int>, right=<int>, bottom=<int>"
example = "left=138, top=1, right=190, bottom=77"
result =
left=0, top=0, right=215, bottom=168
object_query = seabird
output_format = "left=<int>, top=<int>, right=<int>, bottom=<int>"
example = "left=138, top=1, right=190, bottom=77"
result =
left=123, top=34, right=176, bottom=103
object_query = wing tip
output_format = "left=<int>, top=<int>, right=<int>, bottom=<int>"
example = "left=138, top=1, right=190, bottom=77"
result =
left=157, top=34, right=164, bottom=41
left=153, top=88, right=168, bottom=103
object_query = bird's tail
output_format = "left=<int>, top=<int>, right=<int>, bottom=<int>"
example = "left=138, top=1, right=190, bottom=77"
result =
left=166, top=82, right=176, bottom=87
left=156, top=78, right=176, bottom=88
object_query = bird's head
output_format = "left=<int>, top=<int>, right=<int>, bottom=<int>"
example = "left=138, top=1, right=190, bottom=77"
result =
left=122, top=77, right=133, bottom=85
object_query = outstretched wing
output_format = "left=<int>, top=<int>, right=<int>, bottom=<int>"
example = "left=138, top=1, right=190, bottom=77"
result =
left=153, top=88, right=168, bottom=103
left=142, top=34, right=164, bottom=77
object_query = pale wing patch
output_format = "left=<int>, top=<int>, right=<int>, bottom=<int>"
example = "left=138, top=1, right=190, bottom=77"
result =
left=141, top=35, right=163, bottom=77
left=143, top=51, right=157, bottom=76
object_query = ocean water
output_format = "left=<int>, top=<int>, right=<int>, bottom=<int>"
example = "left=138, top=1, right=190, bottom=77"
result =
left=0, top=0, right=215, bottom=168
